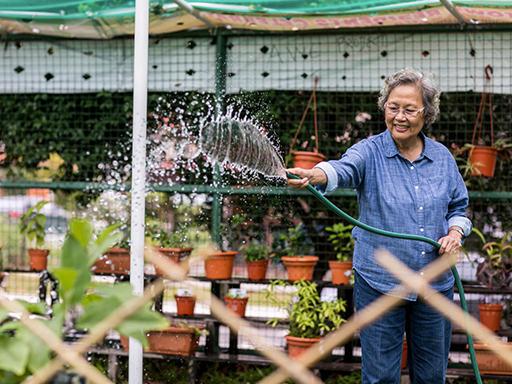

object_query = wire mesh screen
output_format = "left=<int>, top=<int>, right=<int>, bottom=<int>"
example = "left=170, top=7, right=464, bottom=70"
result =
left=1, top=29, right=512, bottom=377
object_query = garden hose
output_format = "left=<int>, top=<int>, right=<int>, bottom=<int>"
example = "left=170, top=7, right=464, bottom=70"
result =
left=286, top=172, right=482, bottom=384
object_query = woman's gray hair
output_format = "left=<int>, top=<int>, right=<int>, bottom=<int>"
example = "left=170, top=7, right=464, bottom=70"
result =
left=377, top=68, right=441, bottom=128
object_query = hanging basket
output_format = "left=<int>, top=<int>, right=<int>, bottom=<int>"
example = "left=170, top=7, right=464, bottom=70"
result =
left=470, top=65, right=497, bottom=178
left=289, top=76, right=326, bottom=169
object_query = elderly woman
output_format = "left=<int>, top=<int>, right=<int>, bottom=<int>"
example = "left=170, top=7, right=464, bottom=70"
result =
left=287, top=68, right=472, bottom=384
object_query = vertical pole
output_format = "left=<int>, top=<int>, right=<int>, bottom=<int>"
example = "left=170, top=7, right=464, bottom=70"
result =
left=211, top=28, right=226, bottom=247
left=129, top=0, right=149, bottom=383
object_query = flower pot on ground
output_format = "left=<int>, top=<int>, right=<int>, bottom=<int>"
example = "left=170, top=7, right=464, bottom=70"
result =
left=275, top=223, right=317, bottom=281
left=401, top=338, right=408, bottom=370
left=266, top=279, right=346, bottom=360
left=121, top=323, right=207, bottom=356
left=0, top=219, right=169, bottom=380
left=224, top=289, right=248, bottom=317
left=240, top=240, right=271, bottom=281
left=19, top=201, right=51, bottom=271
left=175, top=291, right=196, bottom=316
left=91, top=247, right=130, bottom=275
left=326, top=223, right=355, bottom=285
left=479, top=303, right=504, bottom=332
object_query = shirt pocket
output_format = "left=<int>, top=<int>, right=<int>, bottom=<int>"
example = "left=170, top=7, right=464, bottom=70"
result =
left=427, top=176, right=450, bottom=208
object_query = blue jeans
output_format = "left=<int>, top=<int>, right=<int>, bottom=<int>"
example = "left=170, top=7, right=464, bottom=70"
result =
left=354, top=271, right=453, bottom=384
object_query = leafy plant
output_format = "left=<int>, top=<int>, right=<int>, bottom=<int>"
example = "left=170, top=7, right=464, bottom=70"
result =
left=173, top=321, right=209, bottom=338
left=145, top=221, right=191, bottom=249
left=0, top=219, right=170, bottom=382
left=218, top=214, right=247, bottom=252
left=265, top=279, right=346, bottom=339
left=275, top=223, right=314, bottom=258
left=19, top=201, right=49, bottom=249
left=326, top=223, right=355, bottom=262
left=473, top=228, right=512, bottom=288
left=239, top=240, right=271, bottom=262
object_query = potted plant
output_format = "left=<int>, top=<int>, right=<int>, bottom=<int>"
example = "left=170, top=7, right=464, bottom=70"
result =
left=467, top=138, right=512, bottom=178
left=275, top=223, right=317, bottom=281
left=19, top=201, right=50, bottom=271
left=205, top=214, right=246, bottom=280
left=224, top=288, right=249, bottom=318
left=240, top=240, right=271, bottom=281
left=145, top=221, right=194, bottom=276
left=265, top=279, right=346, bottom=359
left=175, top=288, right=196, bottom=316
left=326, top=223, right=355, bottom=285
left=90, top=228, right=130, bottom=275
left=120, top=321, right=207, bottom=356
left=0, top=218, right=170, bottom=383
left=473, top=228, right=511, bottom=332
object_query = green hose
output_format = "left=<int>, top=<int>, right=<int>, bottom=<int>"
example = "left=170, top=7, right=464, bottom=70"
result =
left=286, top=172, right=482, bottom=383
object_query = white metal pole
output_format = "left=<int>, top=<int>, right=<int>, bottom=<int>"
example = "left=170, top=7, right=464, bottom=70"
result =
left=129, top=0, right=149, bottom=383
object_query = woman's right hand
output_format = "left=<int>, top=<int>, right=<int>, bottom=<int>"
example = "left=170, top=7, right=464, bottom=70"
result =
left=286, top=168, right=314, bottom=190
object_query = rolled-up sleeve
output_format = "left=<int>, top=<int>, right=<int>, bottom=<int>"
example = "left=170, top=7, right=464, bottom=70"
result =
left=313, top=162, right=338, bottom=195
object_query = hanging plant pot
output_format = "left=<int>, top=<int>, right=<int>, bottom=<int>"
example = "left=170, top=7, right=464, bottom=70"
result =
left=292, top=151, right=327, bottom=170
left=470, top=146, right=498, bottom=177
left=246, top=259, right=269, bottom=281
left=204, top=251, right=237, bottom=279
left=479, top=303, right=503, bottom=332
left=153, top=247, right=193, bottom=276
left=328, top=261, right=353, bottom=285
left=470, top=342, right=512, bottom=374
left=284, top=335, right=322, bottom=360
left=90, top=247, right=130, bottom=275
left=121, top=325, right=205, bottom=356
left=28, top=249, right=50, bottom=271
left=282, top=256, right=318, bottom=281
left=175, top=294, right=196, bottom=316
left=224, top=296, right=249, bottom=317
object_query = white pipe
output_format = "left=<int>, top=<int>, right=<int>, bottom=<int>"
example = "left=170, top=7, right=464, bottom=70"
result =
left=439, top=0, right=466, bottom=28
left=171, top=0, right=217, bottom=28
left=129, top=0, right=149, bottom=383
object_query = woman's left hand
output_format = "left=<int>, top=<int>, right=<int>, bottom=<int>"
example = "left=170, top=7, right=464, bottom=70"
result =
left=437, top=232, right=462, bottom=255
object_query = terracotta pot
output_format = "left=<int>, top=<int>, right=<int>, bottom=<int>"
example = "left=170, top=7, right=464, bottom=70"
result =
left=175, top=294, right=196, bottom=316
left=479, top=303, right=503, bottom=332
left=329, top=261, right=353, bottom=285
left=282, top=256, right=318, bottom=281
left=292, top=151, right=327, bottom=170
left=470, top=146, right=498, bottom=177
left=401, top=339, right=408, bottom=369
left=121, top=325, right=205, bottom=356
left=28, top=249, right=49, bottom=271
left=152, top=247, right=193, bottom=276
left=285, top=335, right=322, bottom=360
left=224, top=296, right=248, bottom=317
left=246, top=259, right=269, bottom=281
left=204, top=251, right=237, bottom=279
left=91, top=247, right=130, bottom=275
left=471, top=341, right=512, bottom=374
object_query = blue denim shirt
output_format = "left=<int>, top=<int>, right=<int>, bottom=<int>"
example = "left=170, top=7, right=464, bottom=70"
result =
left=315, top=130, right=472, bottom=300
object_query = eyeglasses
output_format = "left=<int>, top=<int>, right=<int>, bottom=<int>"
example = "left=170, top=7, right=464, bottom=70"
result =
left=384, top=104, right=425, bottom=119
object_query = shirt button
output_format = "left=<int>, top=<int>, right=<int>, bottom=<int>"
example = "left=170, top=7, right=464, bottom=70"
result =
left=420, top=228, right=424, bottom=232
left=421, top=251, right=425, bottom=255
left=420, top=272, right=424, bottom=276
left=419, top=206, right=423, bottom=210
left=415, top=186, right=419, bottom=190
left=410, top=166, right=414, bottom=170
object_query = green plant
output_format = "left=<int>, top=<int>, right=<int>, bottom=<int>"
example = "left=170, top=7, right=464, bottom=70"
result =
left=173, top=321, right=209, bottom=338
left=19, top=201, right=49, bottom=249
left=265, top=279, right=346, bottom=339
left=274, top=223, right=314, bottom=259
left=240, top=240, right=271, bottom=262
left=326, top=223, right=355, bottom=262
left=145, top=221, right=191, bottom=249
left=326, top=372, right=362, bottom=384
left=219, top=214, right=247, bottom=252
left=473, top=228, right=512, bottom=288
left=0, top=218, right=170, bottom=382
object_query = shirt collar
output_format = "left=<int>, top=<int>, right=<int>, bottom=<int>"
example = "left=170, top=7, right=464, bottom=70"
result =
left=383, top=130, right=435, bottom=162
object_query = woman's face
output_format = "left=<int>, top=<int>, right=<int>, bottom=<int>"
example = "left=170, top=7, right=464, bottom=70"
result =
left=385, top=84, right=425, bottom=146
